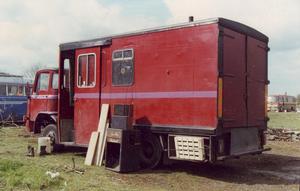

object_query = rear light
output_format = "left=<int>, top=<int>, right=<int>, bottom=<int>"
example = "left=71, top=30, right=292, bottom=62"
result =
left=218, top=78, right=223, bottom=118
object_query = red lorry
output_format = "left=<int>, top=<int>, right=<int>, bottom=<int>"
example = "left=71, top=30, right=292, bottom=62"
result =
left=25, top=69, right=58, bottom=136
left=27, top=18, right=269, bottom=168
left=268, top=94, right=297, bottom=112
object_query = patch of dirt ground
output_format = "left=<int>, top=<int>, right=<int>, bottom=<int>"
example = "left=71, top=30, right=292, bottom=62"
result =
left=141, top=140, right=300, bottom=191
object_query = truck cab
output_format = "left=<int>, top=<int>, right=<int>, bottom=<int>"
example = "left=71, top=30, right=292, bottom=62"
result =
left=25, top=69, right=58, bottom=133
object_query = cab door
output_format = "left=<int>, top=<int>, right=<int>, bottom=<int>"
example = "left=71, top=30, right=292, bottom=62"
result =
left=29, top=71, right=51, bottom=129
left=74, top=47, right=101, bottom=145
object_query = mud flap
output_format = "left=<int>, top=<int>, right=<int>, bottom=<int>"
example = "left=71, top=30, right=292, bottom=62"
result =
left=230, top=128, right=259, bottom=155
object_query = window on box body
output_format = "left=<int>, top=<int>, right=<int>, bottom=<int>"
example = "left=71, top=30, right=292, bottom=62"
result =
left=77, top=54, right=96, bottom=88
left=64, top=59, right=70, bottom=89
left=112, top=49, right=134, bottom=86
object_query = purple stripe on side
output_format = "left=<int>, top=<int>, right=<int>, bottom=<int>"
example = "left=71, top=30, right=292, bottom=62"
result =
left=74, top=91, right=217, bottom=99
left=31, top=95, right=58, bottom=100
left=74, top=93, right=100, bottom=99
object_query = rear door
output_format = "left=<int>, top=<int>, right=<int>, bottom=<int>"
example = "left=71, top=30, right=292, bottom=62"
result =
left=74, top=47, right=101, bottom=145
left=222, top=28, right=247, bottom=128
left=222, top=28, right=268, bottom=128
left=246, top=37, right=268, bottom=127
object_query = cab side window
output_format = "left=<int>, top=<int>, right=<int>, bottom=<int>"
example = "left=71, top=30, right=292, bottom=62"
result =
left=36, top=73, right=49, bottom=92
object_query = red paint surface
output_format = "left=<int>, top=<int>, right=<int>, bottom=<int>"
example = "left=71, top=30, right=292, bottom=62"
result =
left=100, top=24, right=219, bottom=129
left=60, top=24, right=219, bottom=145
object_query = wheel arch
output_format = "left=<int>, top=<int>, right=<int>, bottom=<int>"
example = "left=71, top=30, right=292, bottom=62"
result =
left=33, top=112, right=57, bottom=133
left=139, top=131, right=163, bottom=169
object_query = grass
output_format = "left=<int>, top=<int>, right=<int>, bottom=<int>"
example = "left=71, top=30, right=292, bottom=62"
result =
left=268, top=112, right=300, bottom=130
left=0, top=114, right=300, bottom=190
left=0, top=128, right=66, bottom=190
left=0, top=159, right=63, bottom=190
left=2, top=128, right=212, bottom=191
left=0, top=128, right=151, bottom=191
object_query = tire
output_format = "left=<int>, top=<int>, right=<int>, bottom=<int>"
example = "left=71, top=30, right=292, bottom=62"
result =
left=140, top=133, right=162, bottom=169
left=41, top=124, right=61, bottom=152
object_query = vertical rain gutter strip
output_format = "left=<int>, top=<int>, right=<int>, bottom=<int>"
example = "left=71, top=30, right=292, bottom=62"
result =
left=218, top=26, right=224, bottom=77
left=266, top=46, right=269, bottom=85
left=265, top=41, right=270, bottom=125
left=217, top=24, right=224, bottom=132
left=245, top=36, right=249, bottom=126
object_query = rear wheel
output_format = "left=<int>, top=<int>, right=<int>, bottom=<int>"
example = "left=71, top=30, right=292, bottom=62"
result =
left=41, top=124, right=61, bottom=152
left=140, top=133, right=162, bottom=169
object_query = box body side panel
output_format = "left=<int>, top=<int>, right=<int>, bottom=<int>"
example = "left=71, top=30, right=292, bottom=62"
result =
left=100, top=24, right=219, bottom=129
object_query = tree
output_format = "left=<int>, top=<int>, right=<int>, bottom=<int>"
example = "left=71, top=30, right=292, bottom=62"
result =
left=22, top=62, right=46, bottom=83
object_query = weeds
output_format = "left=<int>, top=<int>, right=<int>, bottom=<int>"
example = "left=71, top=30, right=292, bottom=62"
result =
left=0, top=158, right=64, bottom=190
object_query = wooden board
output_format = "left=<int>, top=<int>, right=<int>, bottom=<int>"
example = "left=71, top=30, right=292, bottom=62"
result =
left=95, top=104, right=109, bottom=165
left=97, top=104, right=109, bottom=131
left=92, top=133, right=100, bottom=165
left=98, top=122, right=109, bottom=166
left=84, top=132, right=100, bottom=165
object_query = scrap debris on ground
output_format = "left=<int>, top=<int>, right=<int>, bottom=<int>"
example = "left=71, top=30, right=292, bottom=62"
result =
left=63, top=157, right=85, bottom=175
left=267, top=128, right=300, bottom=141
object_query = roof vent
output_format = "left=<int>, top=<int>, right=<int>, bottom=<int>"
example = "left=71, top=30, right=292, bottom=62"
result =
left=189, top=16, right=194, bottom=22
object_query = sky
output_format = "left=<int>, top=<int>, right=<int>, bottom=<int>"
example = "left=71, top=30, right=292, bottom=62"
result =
left=0, top=0, right=299, bottom=95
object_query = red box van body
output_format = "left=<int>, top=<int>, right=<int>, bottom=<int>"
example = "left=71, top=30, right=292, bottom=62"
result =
left=55, top=18, right=269, bottom=165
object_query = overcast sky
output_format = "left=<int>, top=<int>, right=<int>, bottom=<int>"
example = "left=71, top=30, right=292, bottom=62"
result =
left=0, top=0, right=299, bottom=95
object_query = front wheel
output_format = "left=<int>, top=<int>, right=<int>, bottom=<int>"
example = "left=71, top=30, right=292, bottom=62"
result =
left=41, top=124, right=61, bottom=152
